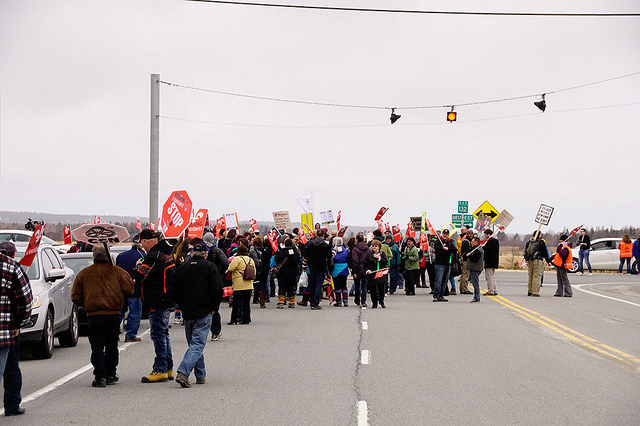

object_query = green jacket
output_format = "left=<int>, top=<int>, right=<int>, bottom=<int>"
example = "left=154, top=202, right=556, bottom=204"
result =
left=403, top=245, right=420, bottom=270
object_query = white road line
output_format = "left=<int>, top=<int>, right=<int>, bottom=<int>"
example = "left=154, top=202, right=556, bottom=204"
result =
left=574, top=284, right=640, bottom=307
left=361, top=321, right=368, bottom=330
left=361, top=350, right=370, bottom=364
left=358, top=400, right=369, bottom=426
left=12, top=329, right=151, bottom=411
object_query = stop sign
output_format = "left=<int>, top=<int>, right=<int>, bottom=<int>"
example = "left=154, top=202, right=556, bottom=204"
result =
left=159, top=190, right=193, bottom=239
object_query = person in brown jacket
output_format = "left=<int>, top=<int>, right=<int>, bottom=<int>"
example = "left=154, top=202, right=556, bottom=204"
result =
left=71, top=245, right=134, bottom=388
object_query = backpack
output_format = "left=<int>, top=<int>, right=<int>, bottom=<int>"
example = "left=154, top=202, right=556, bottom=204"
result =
left=525, top=240, right=539, bottom=261
left=241, top=257, right=256, bottom=281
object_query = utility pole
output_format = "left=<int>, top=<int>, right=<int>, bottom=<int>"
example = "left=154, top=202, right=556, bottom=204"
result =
left=149, top=74, right=160, bottom=225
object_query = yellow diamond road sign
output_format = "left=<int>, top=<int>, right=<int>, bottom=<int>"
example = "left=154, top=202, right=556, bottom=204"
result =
left=473, top=200, right=500, bottom=223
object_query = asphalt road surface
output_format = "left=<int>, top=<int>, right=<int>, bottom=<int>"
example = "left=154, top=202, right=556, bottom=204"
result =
left=6, top=271, right=640, bottom=425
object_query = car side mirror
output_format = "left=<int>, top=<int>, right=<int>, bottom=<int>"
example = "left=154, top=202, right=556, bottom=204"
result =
left=45, top=268, right=66, bottom=282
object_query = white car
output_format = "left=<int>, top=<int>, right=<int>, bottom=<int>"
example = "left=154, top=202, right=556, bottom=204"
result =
left=568, top=237, right=637, bottom=274
left=0, top=229, right=71, bottom=253
left=16, top=244, right=79, bottom=358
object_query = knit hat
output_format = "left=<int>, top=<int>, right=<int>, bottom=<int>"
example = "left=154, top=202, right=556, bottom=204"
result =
left=0, top=241, right=16, bottom=256
left=203, top=232, right=215, bottom=246
left=139, top=229, right=157, bottom=240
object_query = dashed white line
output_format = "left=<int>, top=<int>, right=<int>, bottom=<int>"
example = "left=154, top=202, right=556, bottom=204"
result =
left=361, top=350, right=370, bottom=364
left=358, top=400, right=369, bottom=425
left=361, top=321, right=368, bottom=330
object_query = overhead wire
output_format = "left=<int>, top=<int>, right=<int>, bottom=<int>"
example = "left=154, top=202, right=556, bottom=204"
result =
left=159, top=71, right=640, bottom=111
left=184, top=0, right=640, bottom=17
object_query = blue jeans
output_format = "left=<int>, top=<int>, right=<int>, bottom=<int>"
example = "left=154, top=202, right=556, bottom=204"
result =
left=3, top=342, right=21, bottom=413
left=353, top=275, right=368, bottom=305
left=618, top=258, right=631, bottom=273
left=121, top=296, right=142, bottom=339
left=178, top=314, right=211, bottom=379
left=0, top=346, right=8, bottom=388
left=470, top=270, right=480, bottom=301
left=148, top=308, right=173, bottom=373
left=434, top=265, right=451, bottom=299
left=578, top=250, right=592, bottom=273
left=449, top=275, right=456, bottom=291
left=307, top=270, right=325, bottom=307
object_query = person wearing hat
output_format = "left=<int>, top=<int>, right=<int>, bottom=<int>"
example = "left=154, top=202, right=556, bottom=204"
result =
left=171, top=241, right=223, bottom=388
left=0, top=242, right=31, bottom=416
left=71, top=245, right=134, bottom=387
left=116, top=234, right=146, bottom=342
left=134, top=229, right=176, bottom=383
left=552, top=235, right=573, bottom=297
left=433, top=229, right=456, bottom=302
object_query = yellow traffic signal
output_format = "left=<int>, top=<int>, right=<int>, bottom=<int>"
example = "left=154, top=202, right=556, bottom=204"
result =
left=447, top=111, right=457, bottom=122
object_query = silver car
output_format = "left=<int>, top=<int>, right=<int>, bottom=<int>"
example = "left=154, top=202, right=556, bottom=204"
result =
left=16, top=244, right=79, bottom=358
left=568, top=237, right=638, bottom=274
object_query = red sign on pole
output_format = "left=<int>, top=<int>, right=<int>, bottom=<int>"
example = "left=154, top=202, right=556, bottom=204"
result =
left=136, top=217, right=142, bottom=231
left=93, top=216, right=101, bottom=224
left=374, top=207, right=389, bottom=221
left=336, top=210, right=342, bottom=232
left=391, top=225, right=402, bottom=242
left=160, top=190, right=193, bottom=239
left=19, top=224, right=45, bottom=267
left=188, top=209, right=208, bottom=238
left=63, top=226, right=72, bottom=244
left=249, top=219, right=258, bottom=232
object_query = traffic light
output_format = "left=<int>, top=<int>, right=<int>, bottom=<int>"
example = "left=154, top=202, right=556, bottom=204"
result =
left=534, top=94, right=546, bottom=112
left=447, top=108, right=457, bottom=122
left=390, top=108, right=401, bottom=124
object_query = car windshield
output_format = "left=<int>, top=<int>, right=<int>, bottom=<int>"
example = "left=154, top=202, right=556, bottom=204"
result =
left=63, top=257, right=94, bottom=275
left=0, top=232, right=59, bottom=246
left=14, top=251, right=40, bottom=280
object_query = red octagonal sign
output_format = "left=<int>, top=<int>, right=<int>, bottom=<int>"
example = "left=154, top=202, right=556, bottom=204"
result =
left=159, top=190, right=193, bottom=239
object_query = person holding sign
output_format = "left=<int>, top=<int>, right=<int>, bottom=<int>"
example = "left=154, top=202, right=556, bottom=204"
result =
left=523, top=231, right=551, bottom=297
left=463, top=237, right=484, bottom=303
left=433, top=230, right=456, bottom=302
left=482, top=229, right=500, bottom=296
left=366, top=240, right=388, bottom=309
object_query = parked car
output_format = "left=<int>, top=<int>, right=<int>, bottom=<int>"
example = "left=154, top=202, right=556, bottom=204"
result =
left=567, top=237, right=638, bottom=274
left=16, top=244, right=79, bottom=358
left=60, top=246, right=129, bottom=334
left=0, top=229, right=71, bottom=253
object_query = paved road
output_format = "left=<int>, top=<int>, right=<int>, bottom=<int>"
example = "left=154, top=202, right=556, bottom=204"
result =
left=7, top=271, right=640, bottom=425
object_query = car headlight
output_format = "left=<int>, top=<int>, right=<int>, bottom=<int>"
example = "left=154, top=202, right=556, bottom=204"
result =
left=32, top=296, right=41, bottom=309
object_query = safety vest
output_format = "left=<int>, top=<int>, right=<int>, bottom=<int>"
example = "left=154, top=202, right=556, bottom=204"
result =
left=552, top=245, right=573, bottom=269
left=619, top=242, right=632, bottom=258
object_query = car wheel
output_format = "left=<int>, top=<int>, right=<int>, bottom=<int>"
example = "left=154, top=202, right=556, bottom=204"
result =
left=632, top=261, right=638, bottom=275
left=59, top=306, right=79, bottom=347
left=32, top=310, right=54, bottom=359
left=569, top=258, right=579, bottom=273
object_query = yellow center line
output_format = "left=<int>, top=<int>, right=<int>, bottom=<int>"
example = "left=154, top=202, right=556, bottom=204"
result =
left=481, top=290, right=640, bottom=371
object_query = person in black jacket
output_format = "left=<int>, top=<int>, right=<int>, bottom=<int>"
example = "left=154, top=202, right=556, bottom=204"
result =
left=171, top=241, right=223, bottom=388
left=365, top=240, right=388, bottom=309
left=482, top=229, right=500, bottom=296
left=433, top=229, right=456, bottom=302
left=302, top=229, right=332, bottom=310
left=134, top=230, right=176, bottom=383
left=274, top=237, right=301, bottom=308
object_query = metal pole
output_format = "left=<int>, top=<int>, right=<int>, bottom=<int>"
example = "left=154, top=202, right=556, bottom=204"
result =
left=149, top=74, right=160, bottom=225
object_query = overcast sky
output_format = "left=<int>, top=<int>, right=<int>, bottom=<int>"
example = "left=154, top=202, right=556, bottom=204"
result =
left=1, top=0, right=639, bottom=234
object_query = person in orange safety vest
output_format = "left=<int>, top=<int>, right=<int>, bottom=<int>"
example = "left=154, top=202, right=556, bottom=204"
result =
left=618, top=235, right=633, bottom=274
left=553, top=234, right=573, bottom=297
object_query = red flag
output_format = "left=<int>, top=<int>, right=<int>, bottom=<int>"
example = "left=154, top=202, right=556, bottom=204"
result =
left=376, top=220, right=385, bottom=232
left=63, top=226, right=72, bottom=244
left=374, top=207, right=389, bottom=221
left=136, top=217, right=142, bottom=230
left=300, top=232, right=307, bottom=244
left=385, top=222, right=390, bottom=232
left=150, top=222, right=156, bottom=231
left=391, top=225, right=402, bottom=242
left=205, top=214, right=210, bottom=228
left=93, top=216, right=101, bottom=224
left=405, top=222, right=415, bottom=238
left=425, top=218, right=436, bottom=236
left=336, top=210, right=342, bottom=232
left=374, top=268, right=389, bottom=279
left=249, top=219, right=258, bottom=232
left=267, top=230, right=279, bottom=252
left=337, top=226, right=348, bottom=237
left=420, top=233, right=429, bottom=251
left=569, top=224, right=583, bottom=237
left=188, top=209, right=208, bottom=238
left=19, top=224, right=45, bottom=267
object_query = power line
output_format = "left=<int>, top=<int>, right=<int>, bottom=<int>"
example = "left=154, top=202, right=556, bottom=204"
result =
left=185, top=0, right=640, bottom=17
left=159, top=71, right=640, bottom=111
left=159, top=102, right=640, bottom=128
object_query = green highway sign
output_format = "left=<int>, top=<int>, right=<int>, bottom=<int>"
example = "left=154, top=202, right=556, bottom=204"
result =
left=463, top=214, right=474, bottom=227
left=452, top=213, right=463, bottom=226
left=458, top=201, right=469, bottom=214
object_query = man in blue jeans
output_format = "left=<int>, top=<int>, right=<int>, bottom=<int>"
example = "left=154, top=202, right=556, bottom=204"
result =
left=135, top=230, right=176, bottom=383
left=433, top=230, right=456, bottom=302
left=302, top=229, right=332, bottom=310
left=576, top=229, right=592, bottom=275
left=116, top=234, right=146, bottom=342
left=171, top=241, right=223, bottom=387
